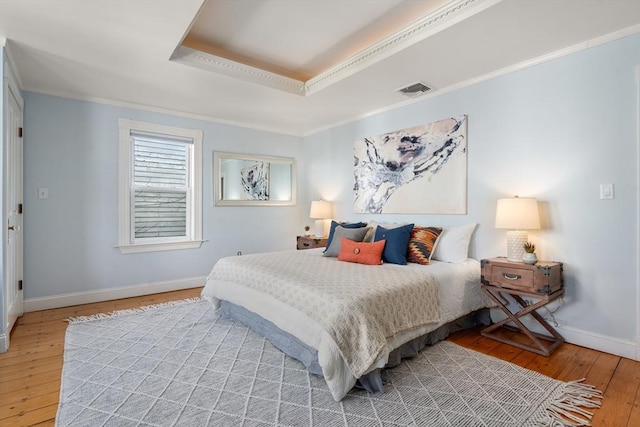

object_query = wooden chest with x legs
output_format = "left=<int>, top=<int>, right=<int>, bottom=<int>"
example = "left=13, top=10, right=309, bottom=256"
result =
left=480, top=257, right=564, bottom=356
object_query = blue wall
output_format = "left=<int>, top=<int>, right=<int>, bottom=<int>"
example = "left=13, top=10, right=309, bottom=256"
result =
left=23, top=95, right=304, bottom=297
left=20, top=33, right=640, bottom=356
left=304, top=34, right=640, bottom=349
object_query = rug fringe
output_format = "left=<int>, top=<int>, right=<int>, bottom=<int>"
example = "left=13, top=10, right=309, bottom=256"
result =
left=537, top=379, right=603, bottom=426
left=65, top=297, right=203, bottom=323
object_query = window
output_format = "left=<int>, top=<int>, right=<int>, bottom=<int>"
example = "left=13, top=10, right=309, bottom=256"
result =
left=118, top=119, right=203, bottom=253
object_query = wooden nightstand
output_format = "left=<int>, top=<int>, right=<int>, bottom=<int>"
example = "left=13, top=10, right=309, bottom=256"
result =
left=480, top=257, right=564, bottom=356
left=296, top=236, right=328, bottom=250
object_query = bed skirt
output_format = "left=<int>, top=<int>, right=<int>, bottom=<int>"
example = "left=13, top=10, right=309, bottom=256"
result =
left=220, top=301, right=490, bottom=394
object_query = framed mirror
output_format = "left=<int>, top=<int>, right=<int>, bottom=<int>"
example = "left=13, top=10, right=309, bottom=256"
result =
left=213, top=151, right=297, bottom=206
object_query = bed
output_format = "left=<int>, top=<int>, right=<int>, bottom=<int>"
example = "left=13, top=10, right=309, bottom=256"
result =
left=202, top=230, right=491, bottom=401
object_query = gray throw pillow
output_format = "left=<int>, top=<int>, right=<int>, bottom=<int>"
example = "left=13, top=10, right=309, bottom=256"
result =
left=323, top=226, right=370, bottom=257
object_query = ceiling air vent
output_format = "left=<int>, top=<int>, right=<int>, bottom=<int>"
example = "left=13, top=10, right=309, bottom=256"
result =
left=396, top=81, right=432, bottom=98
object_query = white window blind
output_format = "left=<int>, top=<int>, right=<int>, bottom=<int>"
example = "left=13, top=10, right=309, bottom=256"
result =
left=118, top=119, right=203, bottom=254
left=132, top=133, right=191, bottom=239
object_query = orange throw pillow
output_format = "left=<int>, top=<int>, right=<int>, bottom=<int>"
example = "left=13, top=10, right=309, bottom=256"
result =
left=337, top=238, right=385, bottom=265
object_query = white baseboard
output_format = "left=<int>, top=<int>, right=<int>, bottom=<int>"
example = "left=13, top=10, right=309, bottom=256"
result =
left=0, top=334, right=7, bottom=353
left=556, top=325, right=637, bottom=360
left=490, top=308, right=637, bottom=360
left=23, top=276, right=206, bottom=312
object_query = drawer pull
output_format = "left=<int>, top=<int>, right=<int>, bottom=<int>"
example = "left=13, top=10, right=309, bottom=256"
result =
left=503, top=273, right=521, bottom=280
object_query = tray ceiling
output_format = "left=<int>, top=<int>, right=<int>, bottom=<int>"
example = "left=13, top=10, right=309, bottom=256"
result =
left=1, top=0, right=638, bottom=135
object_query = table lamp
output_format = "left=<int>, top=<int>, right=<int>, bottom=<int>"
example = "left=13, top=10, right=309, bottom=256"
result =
left=495, top=196, right=540, bottom=262
left=309, top=200, right=332, bottom=237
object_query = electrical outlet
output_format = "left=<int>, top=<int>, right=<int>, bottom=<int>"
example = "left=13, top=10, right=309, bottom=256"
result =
left=38, top=188, right=48, bottom=199
left=600, top=183, right=614, bottom=199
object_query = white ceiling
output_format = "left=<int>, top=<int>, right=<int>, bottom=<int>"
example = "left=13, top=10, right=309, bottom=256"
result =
left=183, top=0, right=451, bottom=81
left=1, top=0, right=639, bottom=136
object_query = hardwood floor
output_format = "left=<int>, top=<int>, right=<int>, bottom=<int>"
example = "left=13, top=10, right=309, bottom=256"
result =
left=0, top=288, right=638, bottom=426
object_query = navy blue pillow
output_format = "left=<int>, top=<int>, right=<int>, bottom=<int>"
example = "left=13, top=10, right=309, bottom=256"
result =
left=374, top=224, right=415, bottom=265
left=324, top=221, right=367, bottom=253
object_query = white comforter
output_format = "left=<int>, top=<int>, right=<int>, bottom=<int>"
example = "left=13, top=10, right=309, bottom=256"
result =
left=203, top=249, right=488, bottom=401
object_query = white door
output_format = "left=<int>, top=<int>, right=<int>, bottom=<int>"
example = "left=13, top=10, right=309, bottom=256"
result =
left=4, top=78, right=24, bottom=348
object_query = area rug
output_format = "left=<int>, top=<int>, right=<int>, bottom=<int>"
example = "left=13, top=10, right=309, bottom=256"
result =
left=56, top=299, right=602, bottom=426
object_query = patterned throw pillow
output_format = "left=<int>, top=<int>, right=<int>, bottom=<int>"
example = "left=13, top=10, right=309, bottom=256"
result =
left=337, top=238, right=385, bottom=265
left=407, top=226, right=443, bottom=265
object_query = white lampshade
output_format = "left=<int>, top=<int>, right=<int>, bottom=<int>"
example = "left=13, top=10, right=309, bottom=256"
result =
left=309, top=200, right=332, bottom=219
left=309, top=200, right=332, bottom=237
left=495, top=197, right=540, bottom=262
left=495, top=197, right=540, bottom=230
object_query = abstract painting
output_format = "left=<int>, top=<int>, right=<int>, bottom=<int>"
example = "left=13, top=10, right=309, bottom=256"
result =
left=241, top=161, right=269, bottom=200
left=353, top=115, right=467, bottom=214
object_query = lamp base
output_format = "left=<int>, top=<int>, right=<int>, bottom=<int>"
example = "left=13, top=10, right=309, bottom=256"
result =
left=314, top=219, right=328, bottom=238
left=506, top=230, right=528, bottom=262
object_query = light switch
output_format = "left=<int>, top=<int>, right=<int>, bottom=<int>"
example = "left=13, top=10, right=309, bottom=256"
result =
left=38, top=188, right=48, bottom=199
left=600, top=183, right=614, bottom=200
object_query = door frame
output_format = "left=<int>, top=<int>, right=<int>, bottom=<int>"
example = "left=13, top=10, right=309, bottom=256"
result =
left=1, top=57, right=23, bottom=353
left=636, top=65, right=640, bottom=362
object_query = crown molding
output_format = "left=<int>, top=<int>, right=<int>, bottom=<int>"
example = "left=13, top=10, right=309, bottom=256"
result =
left=170, top=0, right=498, bottom=96
left=20, top=86, right=304, bottom=136
left=171, top=46, right=306, bottom=95
left=305, top=0, right=498, bottom=95
left=303, top=24, right=640, bottom=136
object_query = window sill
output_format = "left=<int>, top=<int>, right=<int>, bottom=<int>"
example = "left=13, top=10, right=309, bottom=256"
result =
left=117, top=240, right=204, bottom=254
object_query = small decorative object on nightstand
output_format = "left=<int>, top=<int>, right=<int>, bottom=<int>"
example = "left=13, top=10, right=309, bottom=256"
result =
left=297, top=235, right=328, bottom=250
left=522, top=242, right=537, bottom=264
left=480, top=257, right=564, bottom=356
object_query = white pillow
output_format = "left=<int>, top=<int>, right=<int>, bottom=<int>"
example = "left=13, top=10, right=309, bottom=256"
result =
left=432, top=223, right=477, bottom=263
